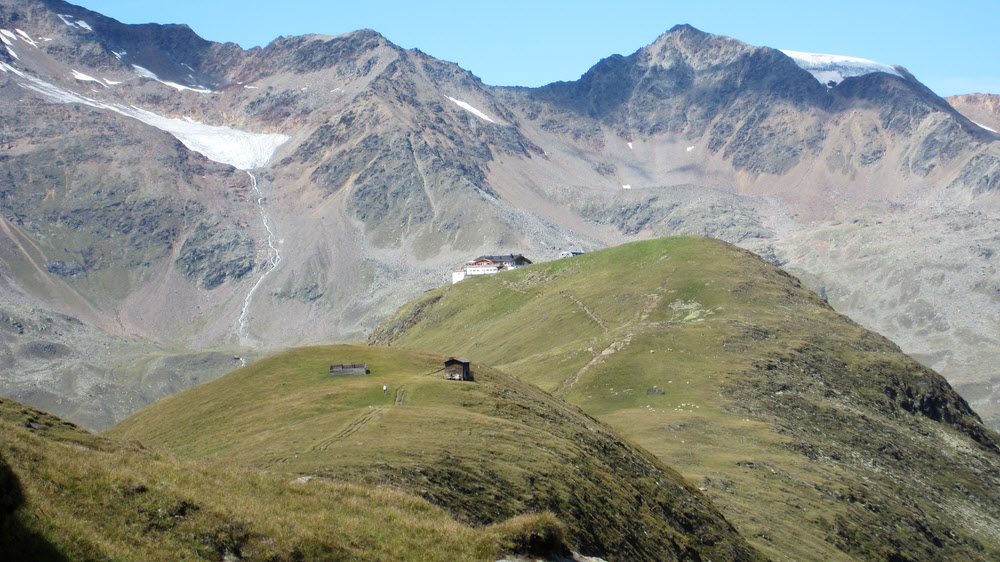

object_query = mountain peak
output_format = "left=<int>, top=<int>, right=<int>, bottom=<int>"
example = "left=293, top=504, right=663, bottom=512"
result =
left=666, top=23, right=705, bottom=35
left=653, top=23, right=735, bottom=45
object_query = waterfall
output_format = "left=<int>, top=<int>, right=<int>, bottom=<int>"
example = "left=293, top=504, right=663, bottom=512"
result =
left=237, top=171, right=281, bottom=351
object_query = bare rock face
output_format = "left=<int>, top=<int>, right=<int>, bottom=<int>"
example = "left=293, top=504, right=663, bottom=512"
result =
left=1, top=1, right=999, bottom=431
left=948, top=93, right=1000, bottom=134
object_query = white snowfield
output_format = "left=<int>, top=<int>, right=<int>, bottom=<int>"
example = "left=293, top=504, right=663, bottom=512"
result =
left=15, top=29, right=38, bottom=47
left=781, top=50, right=902, bottom=87
left=2, top=30, right=19, bottom=59
left=973, top=121, right=998, bottom=134
left=0, top=61, right=23, bottom=75
left=2, top=63, right=288, bottom=169
left=128, top=107, right=289, bottom=169
left=133, top=64, right=212, bottom=94
left=57, top=14, right=92, bottom=32
left=447, top=96, right=497, bottom=123
left=71, top=69, right=106, bottom=87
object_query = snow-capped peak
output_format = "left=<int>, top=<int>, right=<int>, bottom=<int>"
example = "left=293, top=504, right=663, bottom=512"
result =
left=780, top=50, right=902, bottom=87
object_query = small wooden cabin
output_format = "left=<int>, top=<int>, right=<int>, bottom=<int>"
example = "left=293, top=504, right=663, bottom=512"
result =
left=330, top=363, right=368, bottom=376
left=444, top=358, right=473, bottom=381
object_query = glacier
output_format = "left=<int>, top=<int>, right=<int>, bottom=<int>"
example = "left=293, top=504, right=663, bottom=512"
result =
left=4, top=64, right=288, bottom=169
left=781, top=50, right=902, bottom=87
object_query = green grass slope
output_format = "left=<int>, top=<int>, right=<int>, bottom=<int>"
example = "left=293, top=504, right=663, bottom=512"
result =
left=108, top=344, right=762, bottom=561
left=0, top=396, right=575, bottom=560
left=370, top=236, right=1000, bottom=561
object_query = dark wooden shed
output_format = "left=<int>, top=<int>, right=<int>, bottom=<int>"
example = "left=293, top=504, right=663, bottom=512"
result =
left=444, top=358, right=473, bottom=381
left=330, top=363, right=368, bottom=376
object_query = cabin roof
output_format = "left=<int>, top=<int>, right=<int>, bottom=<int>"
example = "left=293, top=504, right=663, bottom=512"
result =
left=470, top=254, right=531, bottom=264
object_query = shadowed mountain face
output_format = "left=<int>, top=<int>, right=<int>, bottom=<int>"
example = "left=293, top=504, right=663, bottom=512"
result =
left=1, top=1, right=999, bottom=430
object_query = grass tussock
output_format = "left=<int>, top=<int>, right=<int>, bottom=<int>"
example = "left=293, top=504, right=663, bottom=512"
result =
left=485, top=512, right=571, bottom=559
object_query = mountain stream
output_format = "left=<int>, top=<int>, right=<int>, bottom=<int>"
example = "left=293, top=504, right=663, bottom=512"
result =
left=237, top=171, right=281, bottom=351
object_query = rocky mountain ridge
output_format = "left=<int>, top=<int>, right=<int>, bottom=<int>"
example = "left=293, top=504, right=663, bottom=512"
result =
left=1, top=0, right=999, bottom=430
left=948, top=93, right=1000, bottom=133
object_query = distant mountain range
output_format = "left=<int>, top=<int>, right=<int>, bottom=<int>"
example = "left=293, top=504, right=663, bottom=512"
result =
left=1, top=0, right=999, bottom=433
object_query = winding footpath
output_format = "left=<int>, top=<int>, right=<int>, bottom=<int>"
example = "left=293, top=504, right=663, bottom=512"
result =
left=238, top=171, right=282, bottom=349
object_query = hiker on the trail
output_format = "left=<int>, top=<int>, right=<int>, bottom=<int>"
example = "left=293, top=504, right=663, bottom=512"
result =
left=383, top=384, right=387, bottom=395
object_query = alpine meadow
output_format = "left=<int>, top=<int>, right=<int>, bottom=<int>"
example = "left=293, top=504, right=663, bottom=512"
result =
left=2, top=0, right=1000, bottom=559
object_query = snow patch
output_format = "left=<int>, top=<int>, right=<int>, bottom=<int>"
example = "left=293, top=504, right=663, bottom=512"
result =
left=170, top=83, right=212, bottom=93
left=56, top=14, right=75, bottom=27
left=0, top=62, right=23, bottom=76
left=103, top=78, right=121, bottom=86
left=12, top=70, right=287, bottom=169
left=973, top=121, right=998, bottom=134
left=72, top=69, right=106, bottom=87
left=75, top=20, right=93, bottom=32
left=133, top=64, right=211, bottom=93
left=15, top=29, right=37, bottom=47
left=132, top=64, right=157, bottom=79
left=5, top=46, right=19, bottom=61
left=686, top=146, right=694, bottom=152
left=627, top=142, right=633, bottom=149
left=781, top=50, right=901, bottom=87
left=124, top=108, right=287, bottom=169
left=622, top=184, right=632, bottom=190
left=1, top=35, right=12, bottom=47
left=112, top=50, right=126, bottom=60
left=243, top=85, right=259, bottom=89
left=0, top=30, right=16, bottom=44
left=446, top=96, right=497, bottom=123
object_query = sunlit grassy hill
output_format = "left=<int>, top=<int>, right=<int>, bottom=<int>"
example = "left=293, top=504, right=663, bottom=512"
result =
left=107, top=344, right=762, bottom=561
left=371, top=236, right=1000, bottom=561
left=0, top=395, right=532, bottom=561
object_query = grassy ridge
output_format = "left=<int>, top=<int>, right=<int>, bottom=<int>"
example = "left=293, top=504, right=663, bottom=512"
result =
left=108, top=344, right=763, bottom=561
left=371, top=236, right=1000, bottom=561
left=0, top=396, right=568, bottom=560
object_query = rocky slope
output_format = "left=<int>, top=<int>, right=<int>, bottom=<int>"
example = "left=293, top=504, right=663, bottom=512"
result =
left=948, top=93, right=1000, bottom=133
left=1, top=0, right=999, bottom=430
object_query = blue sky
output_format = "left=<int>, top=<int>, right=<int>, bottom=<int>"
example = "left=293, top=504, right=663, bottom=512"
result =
left=72, top=0, right=998, bottom=97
